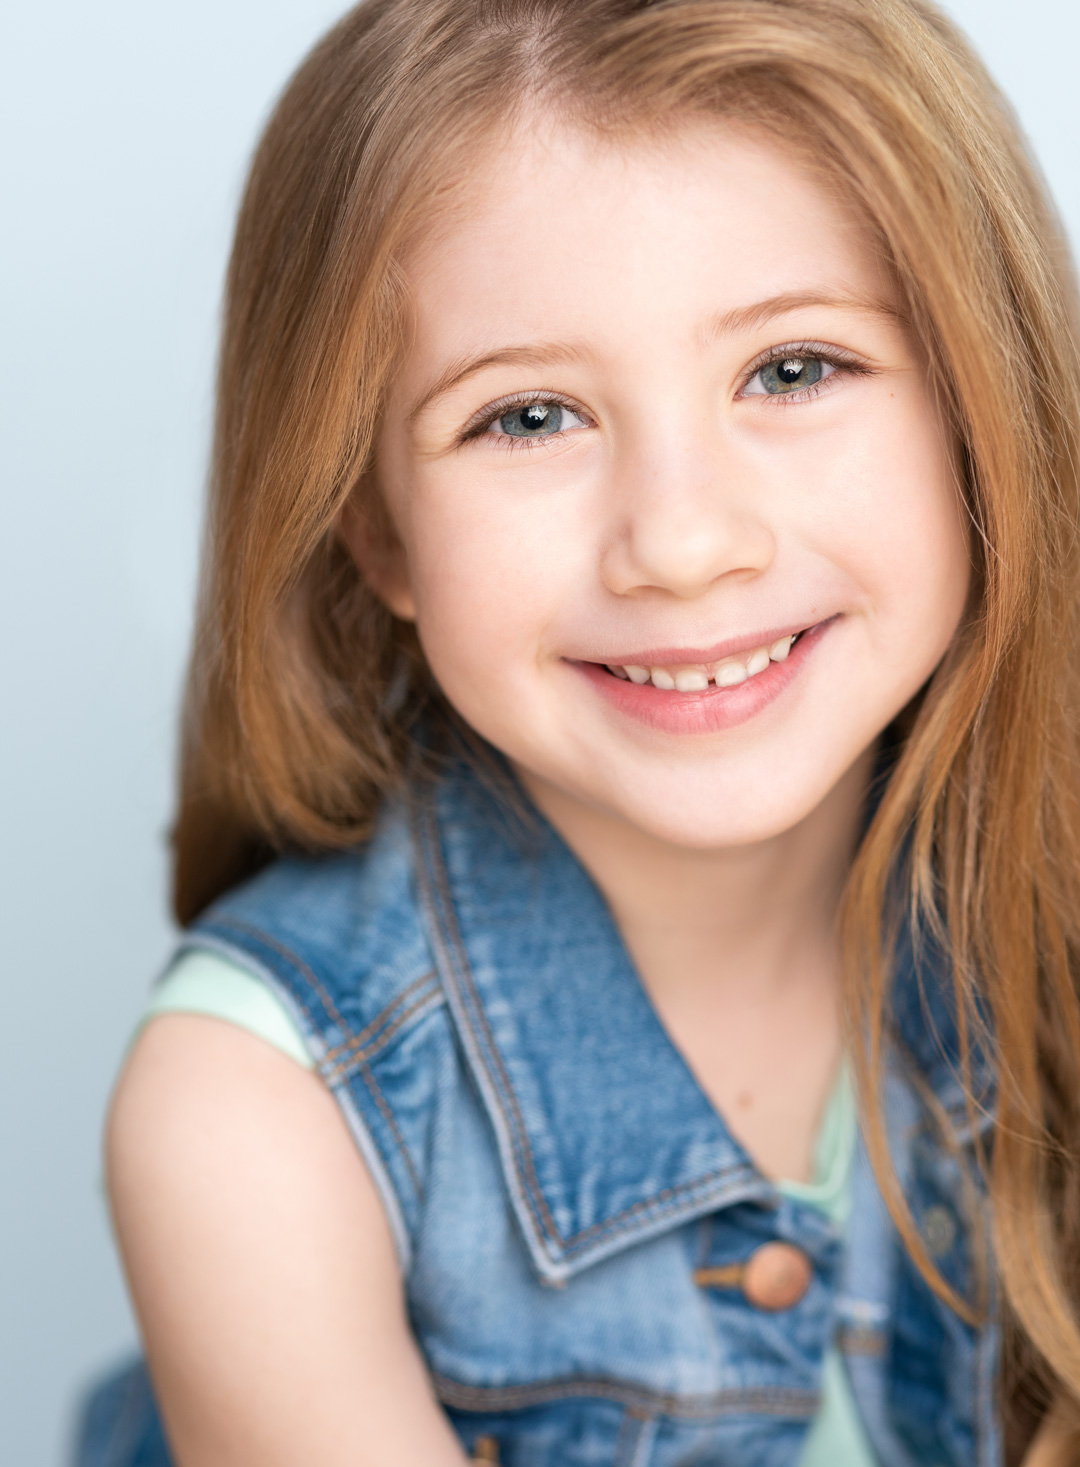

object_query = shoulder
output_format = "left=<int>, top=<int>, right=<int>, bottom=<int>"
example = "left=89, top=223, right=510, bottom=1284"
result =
left=189, top=795, right=441, bottom=1065
left=106, top=1012, right=466, bottom=1467
left=180, top=794, right=454, bottom=1263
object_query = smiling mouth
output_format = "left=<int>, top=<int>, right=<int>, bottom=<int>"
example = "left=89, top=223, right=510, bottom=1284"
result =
left=600, top=630, right=807, bottom=691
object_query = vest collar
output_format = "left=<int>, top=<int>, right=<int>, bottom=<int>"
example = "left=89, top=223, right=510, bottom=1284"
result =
left=409, top=752, right=990, bottom=1285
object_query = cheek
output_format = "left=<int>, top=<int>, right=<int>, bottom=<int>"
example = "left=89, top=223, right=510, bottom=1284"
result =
left=396, top=468, right=586, bottom=686
left=796, top=390, right=971, bottom=655
left=874, top=433, right=969, bottom=658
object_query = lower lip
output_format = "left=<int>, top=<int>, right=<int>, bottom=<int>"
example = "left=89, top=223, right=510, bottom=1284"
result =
left=571, top=621, right=831, bottom=736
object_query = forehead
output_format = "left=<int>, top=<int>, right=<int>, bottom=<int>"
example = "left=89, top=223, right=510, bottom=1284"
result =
left=397, top=114, right=893, bottom=363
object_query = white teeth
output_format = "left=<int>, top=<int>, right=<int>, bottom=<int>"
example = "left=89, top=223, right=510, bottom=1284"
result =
left=715, top=661, right=748, bottom=687
left=614, top=634, right=800, bottom=691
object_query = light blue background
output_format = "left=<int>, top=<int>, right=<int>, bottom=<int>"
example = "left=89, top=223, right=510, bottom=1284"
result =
left=1, top=3, right=1076, bottom=1462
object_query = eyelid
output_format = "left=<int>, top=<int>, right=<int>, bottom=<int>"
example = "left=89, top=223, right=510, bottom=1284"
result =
left=459, top=389, right=592, bottom=441
left=454, top=344, right=868, bottom=439
left=737, top=339, right=872, bottom=393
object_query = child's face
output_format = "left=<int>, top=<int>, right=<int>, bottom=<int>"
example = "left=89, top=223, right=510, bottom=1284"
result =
left=365, top=118, right=970, bottom=848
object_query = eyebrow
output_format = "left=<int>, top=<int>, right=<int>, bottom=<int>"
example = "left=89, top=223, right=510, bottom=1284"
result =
left=409, top=289, right=901, bottom=422
left=407, top=342, right=590, bottom=423
left=699, top=289, right=903, bottom=344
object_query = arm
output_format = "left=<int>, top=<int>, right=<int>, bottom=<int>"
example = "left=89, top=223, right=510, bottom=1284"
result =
left=107, top=1013, right=468, bottom=1467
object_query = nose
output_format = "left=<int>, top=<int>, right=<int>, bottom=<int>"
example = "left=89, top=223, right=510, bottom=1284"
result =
left=600, top=434, right=775, bottom=600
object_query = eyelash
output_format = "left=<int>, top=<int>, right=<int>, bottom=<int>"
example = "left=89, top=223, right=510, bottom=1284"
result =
left=738, top=340, right=873, bottom=405
left=458, top=391, right=590, bottom=450
left=458, top=341, right=873, bottom=448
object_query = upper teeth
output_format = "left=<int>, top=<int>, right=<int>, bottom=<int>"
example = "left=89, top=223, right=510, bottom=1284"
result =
left=613, top=635, right=795, bottom=691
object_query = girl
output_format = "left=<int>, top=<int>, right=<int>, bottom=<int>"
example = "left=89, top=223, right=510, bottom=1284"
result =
left=83, top=1, right=1080, bottom=1464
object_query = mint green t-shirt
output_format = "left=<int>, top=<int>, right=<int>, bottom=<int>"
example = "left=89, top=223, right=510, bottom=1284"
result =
left=144, top=951, right=876, bottom=1465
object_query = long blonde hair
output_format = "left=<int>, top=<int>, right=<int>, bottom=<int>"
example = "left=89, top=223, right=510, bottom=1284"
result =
left=174, top=0, right=1080, bottom=1454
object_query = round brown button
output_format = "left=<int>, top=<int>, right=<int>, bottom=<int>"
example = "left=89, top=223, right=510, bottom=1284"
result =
left=741, top=1242, right=813, bottom=1311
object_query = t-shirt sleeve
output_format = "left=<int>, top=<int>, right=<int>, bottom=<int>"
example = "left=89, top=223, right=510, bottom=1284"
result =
left=141, top=948, right=315, bottom=1069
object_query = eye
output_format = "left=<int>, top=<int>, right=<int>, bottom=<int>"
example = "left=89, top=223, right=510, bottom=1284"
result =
left=743, top=353, right=837, bottom=398
left=485, top=399, right=588, bottom=439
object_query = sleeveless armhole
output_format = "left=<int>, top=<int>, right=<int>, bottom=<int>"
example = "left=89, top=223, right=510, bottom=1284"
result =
left=139, top=950, right=873, bottom=1464
left=140, top=949, right=315, bottom=1069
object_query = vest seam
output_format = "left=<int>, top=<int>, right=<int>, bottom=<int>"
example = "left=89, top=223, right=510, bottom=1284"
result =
left=558, top=1166, right=760, bottom=1255
left=344, top=1051, right=424, bottom=1200
left=414, top=786, right=769, bottom=1262
left=199, top=916, right=440, bottom=1068
left=205, top=915, right=358, bottom=1041
left=412, top=790, right=564, bottom=1250
left=321, top=1065, right=415, bottom=1269
left=432, top=1371, right=819, bottom=1420
left=322, top=971, right=437, bottom=1064
left=322, top=976, right=442, bottom=1080
left=192, top=919, right=432, bottom=1204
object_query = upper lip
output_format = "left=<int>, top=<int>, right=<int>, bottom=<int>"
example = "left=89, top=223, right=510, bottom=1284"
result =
left=575, top=621, right=819, bottom=668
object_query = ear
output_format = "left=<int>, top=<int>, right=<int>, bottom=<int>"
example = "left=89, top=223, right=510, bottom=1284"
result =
left=338, top=487, right=417, bottom=622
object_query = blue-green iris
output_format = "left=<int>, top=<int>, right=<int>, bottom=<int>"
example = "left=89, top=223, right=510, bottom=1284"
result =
left=498, top=402, right=564, bottom=436
left=759, top=356, right=824, bottom=395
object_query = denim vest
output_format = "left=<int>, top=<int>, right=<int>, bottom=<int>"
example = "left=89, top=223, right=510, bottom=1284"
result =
left=80, top=755, right=1001, bottom=1467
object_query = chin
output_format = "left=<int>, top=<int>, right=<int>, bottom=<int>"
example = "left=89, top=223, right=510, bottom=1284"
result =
left=593, top=768, right=846, bottom=851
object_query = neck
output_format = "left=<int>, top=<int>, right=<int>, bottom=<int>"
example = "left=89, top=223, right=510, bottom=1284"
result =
left=518, top=749, right=873, bottom=1008
left=516, top=749, right=875, bottom=1182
